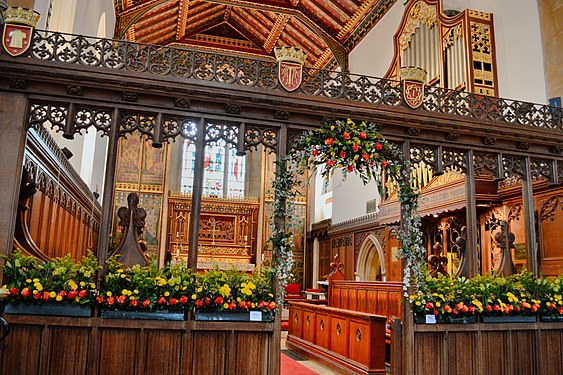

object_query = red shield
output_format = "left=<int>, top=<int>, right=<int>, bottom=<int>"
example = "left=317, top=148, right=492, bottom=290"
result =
left=2, top=24, right=33, bottom=57
left=403, top=80, right=424, bottom=109
left=278, top=61, right=303, bottom=92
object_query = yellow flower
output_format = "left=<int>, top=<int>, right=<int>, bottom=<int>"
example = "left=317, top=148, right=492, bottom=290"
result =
left=121, top=289, right=129, bottom=296
left=223, top=303, right=229, bottom=309
left=435, top=302, right=441, bottom=308
left=36, top=285, right=43, bottom=292
left=117, top=269, right=123, bottom=274
left=49, top=291, right=56, bottom=298
left=120, top=274, right=126, bottom=279
left=415, top=301, right=421, bottom=306
left=33, top=278, right=39, bottom=283
left=197, top=287, right=203, bottom=292
left=107, top=291, right=113, bottom=297
left=26, top=279, right=32, bottom=283
left=472, top=299, right=483, bottom=312
left=134, top=289, right=139, bottom=294
left=268, top=293, right=273, bottom=298
left=80, top=281, right=86, bottom=287
left=56, top=295, right=63, bottom=301
left=219, top=284, right=231, bottom=297
left=191, top=294, right=197, bottom=300
left=164, top=291, right=170, bottom=297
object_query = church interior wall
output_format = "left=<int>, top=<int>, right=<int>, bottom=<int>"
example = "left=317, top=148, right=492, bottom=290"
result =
left=538, top=0, right=563, bottom=104
left=330, top=169, right=380, bottom=225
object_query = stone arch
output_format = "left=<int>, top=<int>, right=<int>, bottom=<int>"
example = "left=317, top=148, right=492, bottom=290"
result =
left=356, top=233, right=386, bottom=281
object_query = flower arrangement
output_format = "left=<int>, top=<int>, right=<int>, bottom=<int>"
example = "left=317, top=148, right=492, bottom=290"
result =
left=191, top=267, right=276, bottom=314
left=96, top=255, right=194, bottom=311
left=410, top=271, right=563, bottom=321
left=1, top=248, right=99, bottom=305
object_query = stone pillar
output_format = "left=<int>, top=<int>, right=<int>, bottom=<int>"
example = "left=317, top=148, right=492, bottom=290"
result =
left=5, top=0, right=34, bottom=9
left=0, top=93, right=29, bottom=277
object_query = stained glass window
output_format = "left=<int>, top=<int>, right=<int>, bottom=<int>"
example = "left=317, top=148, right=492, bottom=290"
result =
left=180, top=139, right=246, bottom=198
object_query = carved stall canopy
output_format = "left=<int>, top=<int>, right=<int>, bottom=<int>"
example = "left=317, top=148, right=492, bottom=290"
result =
left=113, top=0, right=398, bottom=70
left=15, top=127, right=101, bottom=261
left=167, top=193, right=259, bottom=272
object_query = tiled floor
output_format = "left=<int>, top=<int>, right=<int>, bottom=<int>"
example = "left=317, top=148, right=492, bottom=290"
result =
left=281, top=331, right=343, bottom=375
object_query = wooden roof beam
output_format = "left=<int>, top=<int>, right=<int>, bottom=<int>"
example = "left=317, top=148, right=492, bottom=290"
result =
left=201, top=0, right=348, bottom=70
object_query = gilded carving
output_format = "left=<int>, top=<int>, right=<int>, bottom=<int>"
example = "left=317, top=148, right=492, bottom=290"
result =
left=399, top=1, right=437, bottom=50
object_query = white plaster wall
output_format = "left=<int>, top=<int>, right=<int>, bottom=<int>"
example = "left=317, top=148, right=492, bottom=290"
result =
left=330, top=169, right=379, bottom=224
left=349, top=1, right=406, bottom=78
left=312, top=167, right=332, bottom=223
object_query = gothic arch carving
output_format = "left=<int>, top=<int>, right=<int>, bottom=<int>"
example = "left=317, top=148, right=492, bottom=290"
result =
left=356, top=233, right=386, bottom=281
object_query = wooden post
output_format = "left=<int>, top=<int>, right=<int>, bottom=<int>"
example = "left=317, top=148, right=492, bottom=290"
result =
left=0, top=93, right=29, bottom=279
left=270, top=124, right=287, bottom=375
left=400, top=140, right=414, bottom=375
left=97, top=107, right=120, bottom=269
left=187, top=117, right=206, bottom=271
left=464, top=149, right=479, bottom=277
left=522, top=156, right=538, bottom=276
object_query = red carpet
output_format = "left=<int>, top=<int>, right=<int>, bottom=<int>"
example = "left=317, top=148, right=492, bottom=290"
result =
left=281, top=351, right=318, bottom=375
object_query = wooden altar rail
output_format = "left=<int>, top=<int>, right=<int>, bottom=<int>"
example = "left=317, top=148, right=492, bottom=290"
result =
left=16, top=127, right=101, bottom=261
left=329, top=281, right=402, bottom=328
left=0, top=314, right=275, bottom=375
left=286, top=302, right=387, bottom=375
left=412, top=320, right=563, bottom=375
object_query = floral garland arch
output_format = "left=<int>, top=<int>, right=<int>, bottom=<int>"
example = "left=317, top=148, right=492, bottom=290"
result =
left=270, top=118, right=426, bottom=298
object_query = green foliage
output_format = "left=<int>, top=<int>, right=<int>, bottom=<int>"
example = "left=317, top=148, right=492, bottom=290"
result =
left=1, top=249, right=100, bottom=305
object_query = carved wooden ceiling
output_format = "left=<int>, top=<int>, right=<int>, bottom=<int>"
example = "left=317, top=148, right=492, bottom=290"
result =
left=113, top=0, right=397, bottom=70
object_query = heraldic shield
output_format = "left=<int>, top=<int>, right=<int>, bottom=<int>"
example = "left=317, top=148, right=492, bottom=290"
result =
left=402, top=80, right=424, bottom=109
left=274, top=46, right=307, bottom=92
left=1, top=7, right=40, bottom=57
left=3, top=24, right=33, bottom=56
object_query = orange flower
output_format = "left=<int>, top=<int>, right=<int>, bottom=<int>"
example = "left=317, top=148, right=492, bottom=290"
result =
left=361, top=153, right=369, bottom=161
left=340, top=151, right=346, bottom=158
left=324, top=138, right=333, bottom=145
left=359, top=131, right=366, bottom=139
left=375, top=142, right=383, bottom=150
left=352, top=144, right=359, bottom=152
left=343, top=132, right=350, bottom=140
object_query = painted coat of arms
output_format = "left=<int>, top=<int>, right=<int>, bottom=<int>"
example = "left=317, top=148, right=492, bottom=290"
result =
left=400, top=66, right=427, bottom=109
left=274, top=46, right=307, bottom=92
left=2, top=7, right=40, bottom=57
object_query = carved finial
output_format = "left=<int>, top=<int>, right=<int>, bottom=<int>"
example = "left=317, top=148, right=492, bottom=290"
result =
left=428, top=242, right=448, bottom=277
left=494, top=220, right=517, bottom=275
left=114, top=192, right=149, bottom=267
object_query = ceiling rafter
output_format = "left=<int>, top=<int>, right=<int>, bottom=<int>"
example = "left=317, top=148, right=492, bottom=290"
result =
left=115, top=0, right=172, bottom=38
left=176, top=0, right=190, bottom=40
left=201, top=0, right=348, bottom=69
left=264, top=14, right=290, bottom=52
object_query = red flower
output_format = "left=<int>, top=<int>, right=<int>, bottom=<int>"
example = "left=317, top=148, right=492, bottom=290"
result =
left=9, top=287, right=18, bottom=295
left=359, top=132, right=366, bottom=139
left=195, top=299, right=203, bottom=307
left=58, top=291, right=66, bottom=298
left=169, top=298, right=178, bottom=306
left=381, top=160, right=388, bottom=168
left=214, top=296, right=223, bottom=305
left=179, top=296, right=188, bottom=304
left=493, top=304, right=500, bottom=311
left=107, top=296, right=115, bottom=305
left=96, top=296, right=104, bottom=304
left=485, top=305, right=492, bottom=312
left=228, top=302, right=236, bottom=310
left=312, top=149, right=318, bottom=157
left=259, top=301, right=267, bottom=309
left=324, top=138, right=333, bottom=146
left=352, top=144, right=359, bottom=152
left=340, top=151, right=346, bottom=158
left=343, top=132, right=350, bottom=140
left=67, top=290, right=77, bottom=300
left=130, top=299, right=138, bottom=307
left=42, top=292, right=50, bottom=300
left=468, top=306, right=475, bottom=313
left=21, top=288, right=30, bottom=298
left=268, top=302, right=276, bottom=310
left=246, top=301, right=252, bottom=309
left=433, top=309, right=439, bottom=315
left=116, top=295, right=126, bottom=304
left=375, top=142, right=383, bottom=150
left=443, top=305, right=452, bottom=313
left=347, top=165, right=354, bottom=172
left=361, top=153, right=369, bottom=161
left=531, top=304, right=539, bottom=312
left=157, top=296, right=166, bottom=305
left=239, top=301, right=247, bottom=309
left=204, top=298, right=210, bottom=305
left=425, top=302, right=434, bottom=309
left=452, top=309, right=459, bottom=315
left=142, top=299, right=150, bottom=308
left=326, top=160, right=335, bottom=167
left=78, top=290, right=87, bottom=298
left=33, top=292, right=41, bottom=300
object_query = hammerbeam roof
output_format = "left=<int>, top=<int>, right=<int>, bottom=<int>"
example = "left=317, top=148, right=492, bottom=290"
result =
left=113, top=0, right=397, bottom=70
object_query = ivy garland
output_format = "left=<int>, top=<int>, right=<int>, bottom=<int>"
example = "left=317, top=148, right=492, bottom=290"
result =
left=270, top=119, right=426, bottom=298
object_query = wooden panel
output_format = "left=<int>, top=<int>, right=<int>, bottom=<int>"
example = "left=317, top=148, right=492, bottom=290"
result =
left=540, top=330, right=563, bottom=375
left=234, top=332, right=270, bottom=374
left=357, top=288, right=367, bottom=313
left=98, top=328, right=139, bottom=375
left=191, top=331, right=228, bottom=375
left=315, top=312, right=331, bottom=349
left=414, top=332, right=443, bottom=375
left=446, top=331, right=477, bottom=375
left=144, top=330, right=184, bottom=375
left=348, top=320, right=371, bottom=366
left=289, top=307, right=303, bottom=338
left=48, top=327, right=91, bottom=375
left=376, top=290, right=388, bottom=317
left=302, top=310, right=316, bottom=344
left=480, top=331, right=507, bottom=374
left=348, top=289, right=357, bottom=311
left=0, top=324, right=43, bottom=375
left=329, top=316, right=348, bottom=357
left=510, top=331, right=537, bottom=375
left=366, top=290, right=377, bottom=314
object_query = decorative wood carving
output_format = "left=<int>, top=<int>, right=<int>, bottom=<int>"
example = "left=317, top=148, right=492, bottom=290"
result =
left=455, top=226, right=469, bottom=278
left=493, top=220, right=517, bottom=275
left=428, top=241, right=448, bottom=277
left=114, top=192, right=149, bottom=267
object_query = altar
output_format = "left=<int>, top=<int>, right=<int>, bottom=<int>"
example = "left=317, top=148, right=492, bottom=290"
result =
left=166, top=193, right=260, bottom=271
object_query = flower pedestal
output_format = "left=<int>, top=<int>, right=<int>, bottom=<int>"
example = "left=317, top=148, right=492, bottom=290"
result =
left=101, top=309, right=185, bottom=321
left=4, top=302, right=92, bottom=317
left=480, top=314, right=537, bottom=323
left=194, top=310, right=273, bottom=322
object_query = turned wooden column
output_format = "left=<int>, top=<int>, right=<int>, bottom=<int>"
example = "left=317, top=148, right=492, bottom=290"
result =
left=464, top=149, right=479, bottom=277
left=522, top=156, right=538, bottom=276
left=0, top=93, right=29, bottom=279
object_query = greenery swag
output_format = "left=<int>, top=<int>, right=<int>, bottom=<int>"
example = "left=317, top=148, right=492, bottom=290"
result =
left=270, top=118, right=426, bottom=296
